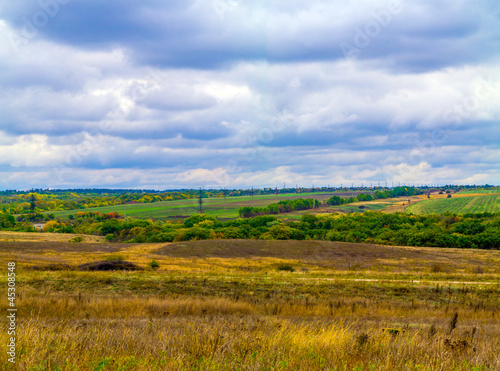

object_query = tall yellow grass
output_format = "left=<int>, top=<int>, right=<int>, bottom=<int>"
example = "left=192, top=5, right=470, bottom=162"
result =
left=1, top=292, right=499, bottom=370
left=1, top=236, right=499, bottom=369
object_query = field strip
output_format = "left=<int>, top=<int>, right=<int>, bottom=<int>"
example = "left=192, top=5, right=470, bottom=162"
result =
left=166, top=275, right=499, bottom=286
left=296, top=278, right=500, bottom=285
left=407, top=193, right=500, bottom=214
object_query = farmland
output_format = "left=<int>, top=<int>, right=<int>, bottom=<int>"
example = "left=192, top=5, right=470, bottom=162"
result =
left=407, top=194, right=500, bottom=215
left=457, top=189, right=500, bottom=195
left=1, top=231, right=499, bottom=370
left=45, top=191, right=376, bottom=220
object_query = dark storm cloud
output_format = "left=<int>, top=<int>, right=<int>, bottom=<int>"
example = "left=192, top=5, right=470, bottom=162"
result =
left=3, top=0, right=499, bottom=71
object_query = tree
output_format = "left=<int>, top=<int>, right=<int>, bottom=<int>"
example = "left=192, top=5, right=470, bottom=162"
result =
left=327, top=196, right=343, bottom=206
left=42, top=220, right=60, bottom=233
left=356, top=194, right=374, bottom=202
left=265, top=224, right=294, bottom=240
left=0, top=213, right=15, bottom=229
left=30, top=191, right=36, bottom=213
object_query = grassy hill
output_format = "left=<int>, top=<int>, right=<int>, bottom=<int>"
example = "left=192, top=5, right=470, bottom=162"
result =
left=2, top=232, right=500, bottom=369
left=3, top=231, right=499, bottom=277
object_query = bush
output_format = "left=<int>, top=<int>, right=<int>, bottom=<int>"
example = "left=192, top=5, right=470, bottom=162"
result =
left=174, top=227, right=210, bottom=241
left=326, top=230, right=343, bottom=241
left=151, top=231, right=178, bottom=243
left=78, top=260, right=142, bottom=271
left=149, top=260, right=160, bottom=270
left=195, top=220, right=215, bottom=228
left=430, top=263, right=445, bottom=273
left=277, top=264, right=295, bottom=272
left=266, top=224, right=294, bottom=240
left=100, top=219, right=120, bottom=235
left=13, top=222, right=36, bottom=232
left=183, top=214, right=217, bottom=228
left=69, top=236, right=84, bottom=243
left=42, top=220, right=60, bottom=233
left=356, top=194, right=374, bottom=202
left=105, top=234, right=115, bottom=242
left=216, top=227, right=245, bottom=239
left=42, top=220, right=74, bottom=233
left=0, top=213, right=16, bottom=229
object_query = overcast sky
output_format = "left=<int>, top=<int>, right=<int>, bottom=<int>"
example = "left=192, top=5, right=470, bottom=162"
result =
left=0, top=0, right=499, bottom=190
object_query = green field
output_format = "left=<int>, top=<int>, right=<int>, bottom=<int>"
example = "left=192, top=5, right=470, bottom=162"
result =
left=458, top=189, right=500, bottom=194
left=47, top=192, right=366, bottom=220
left=407, top=195, right=500, bottom=214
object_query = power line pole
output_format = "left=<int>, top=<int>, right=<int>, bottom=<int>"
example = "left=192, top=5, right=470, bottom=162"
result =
left=224, top=188, right=227, bottom=211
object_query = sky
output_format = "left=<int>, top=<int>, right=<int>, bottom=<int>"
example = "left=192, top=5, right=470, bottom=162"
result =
left=0, top=0, right=499, bottom=190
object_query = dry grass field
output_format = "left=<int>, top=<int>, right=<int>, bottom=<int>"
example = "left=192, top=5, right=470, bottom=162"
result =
left=1, top=232, right=499, bottom=370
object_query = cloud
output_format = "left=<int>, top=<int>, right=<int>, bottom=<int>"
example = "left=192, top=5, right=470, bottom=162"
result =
left=0, top=1, right=499, bottom=189
left=3, top=1, right=500, bottom=70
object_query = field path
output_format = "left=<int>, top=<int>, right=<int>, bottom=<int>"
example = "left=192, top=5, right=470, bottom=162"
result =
left=166, top=274, right=499, bottom=286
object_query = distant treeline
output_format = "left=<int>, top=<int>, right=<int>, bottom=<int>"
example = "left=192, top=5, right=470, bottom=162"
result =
left=373, top=186, right=422, bottom=198
left=239, top=198, right=321, bottom=218
left=1, top=184, right=495, bottom=196
left=0, top=190, right=216, bottom=215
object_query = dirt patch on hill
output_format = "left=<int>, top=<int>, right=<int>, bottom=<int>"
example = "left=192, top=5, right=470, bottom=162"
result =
left=154, top=239, right=425, bottom=262
left=153, top=239, right=499, bottom=272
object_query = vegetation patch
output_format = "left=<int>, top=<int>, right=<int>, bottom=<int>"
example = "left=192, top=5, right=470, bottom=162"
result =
left=78, top=260, right=143, bottom=271
left=277, top=264, right=295, bottom=272
left=29, top=263, right=76, bottom=271
left=149, top=259, right=160, bottom=270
